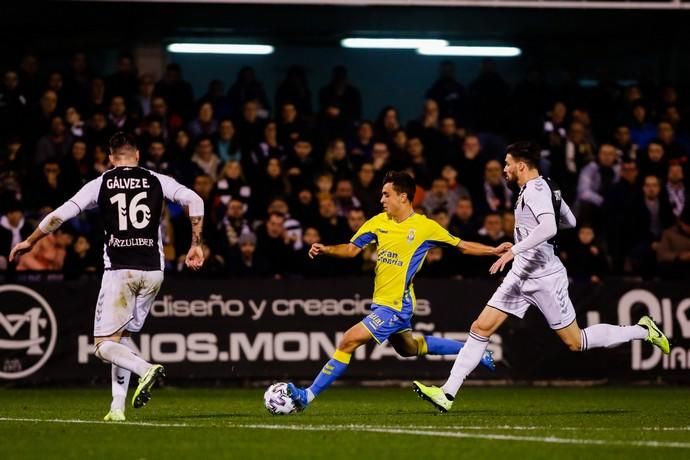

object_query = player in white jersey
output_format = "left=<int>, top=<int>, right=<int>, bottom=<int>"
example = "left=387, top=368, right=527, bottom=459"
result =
left=412, top=141, right=671, bottom=412
left=10, top=132, right=205, bottom=421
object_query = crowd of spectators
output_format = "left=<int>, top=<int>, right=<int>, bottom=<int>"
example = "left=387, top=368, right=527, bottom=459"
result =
left=1, top=52, right=689, bottom=281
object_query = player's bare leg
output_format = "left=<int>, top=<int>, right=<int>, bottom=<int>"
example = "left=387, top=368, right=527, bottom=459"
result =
left=287, top=323, right=372, bottom=410
left=414, top=306, right=508, bottom=412
left=389, top=331, right=495, bottom=370
left=95, top=330, right=165, bottom=410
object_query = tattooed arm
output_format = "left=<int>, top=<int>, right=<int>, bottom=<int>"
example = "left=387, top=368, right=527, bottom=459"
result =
left=190, top=216, right=203, bottom=247
left=184, top=213, right=205, bottom=271
left=151, top=172, right=205, bottom=270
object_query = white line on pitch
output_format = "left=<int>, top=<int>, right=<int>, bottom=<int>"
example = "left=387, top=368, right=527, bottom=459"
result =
left=387, top=425, right=690, bottom=432
left=0, top=417, right=191, bottom=428
left=1, top=418, right=689, bottom=448
left=236, top=424, right=690, bottom=449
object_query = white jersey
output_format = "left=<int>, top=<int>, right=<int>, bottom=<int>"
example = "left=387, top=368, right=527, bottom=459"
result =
left=43, top=166, right=203, bottom=271
left=511, top=176, right=570, bottom=278
left=35, top=165, right=204, bottom=338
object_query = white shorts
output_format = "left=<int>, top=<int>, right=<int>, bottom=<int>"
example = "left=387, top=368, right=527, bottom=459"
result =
left=487, top=268, right=576, bottom=330
left=94, top=269, right=164, bottom=337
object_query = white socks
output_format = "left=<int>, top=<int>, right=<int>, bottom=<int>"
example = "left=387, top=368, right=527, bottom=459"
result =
left=441, top=331, right=489, bottom=398
left=438, top=324, right=648, bottom=399
left=109, top=337, right=137, bottom=411
left=110, top=364, right=130, bottom=411
left=96, top=340, right=152, bottom=377
left=581, top=324, right=648, bottom=351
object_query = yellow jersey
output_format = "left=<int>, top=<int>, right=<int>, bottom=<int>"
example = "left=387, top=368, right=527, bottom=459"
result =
left=350, top=212, right=461, bottom=313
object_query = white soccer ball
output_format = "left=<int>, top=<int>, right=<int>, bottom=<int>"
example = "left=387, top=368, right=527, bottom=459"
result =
left=264, top=382, right=298, bottom=415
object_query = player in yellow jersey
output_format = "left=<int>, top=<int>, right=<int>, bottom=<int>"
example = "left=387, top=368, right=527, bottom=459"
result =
left=286, top=171, right=511, bottom=410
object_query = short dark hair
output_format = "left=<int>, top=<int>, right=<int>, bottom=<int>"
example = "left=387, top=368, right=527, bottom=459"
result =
left=295, top=136, right=312, bottom=146
left=506, top=141, right=540, bottom=169
left=268, top=196, right=288, bottom=207
left=358, top=161, right=374, bottom=171
left=383, top=170, right=416, bottom=202
left=108, top=132, right=138, bottom=155
left=2, top=197, right=23, bottom=214
left=195, top=135, right=214, bottom=147
left=267, top=211, right=286, bottom=221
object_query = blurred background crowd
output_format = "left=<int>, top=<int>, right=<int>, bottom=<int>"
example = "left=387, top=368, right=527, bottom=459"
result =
left=1, top=50, right=689, bottom=281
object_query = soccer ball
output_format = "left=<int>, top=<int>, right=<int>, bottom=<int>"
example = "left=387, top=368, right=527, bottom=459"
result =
left=263, top=382, right=297, bottom=415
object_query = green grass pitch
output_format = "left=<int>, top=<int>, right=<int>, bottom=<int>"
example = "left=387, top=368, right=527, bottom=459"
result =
left=1, top=386, right=689, bottom=459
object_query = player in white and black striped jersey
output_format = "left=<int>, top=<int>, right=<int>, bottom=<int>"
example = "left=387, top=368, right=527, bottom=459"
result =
left=413, top=141, right=671, bottom=413
left=10, top=132, right=205, bottom=420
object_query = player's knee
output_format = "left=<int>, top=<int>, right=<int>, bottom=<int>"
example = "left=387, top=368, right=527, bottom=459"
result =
left=392, top=343, right=416, bottom=358
left=337, top=335, right=363, bottom=354
left=563, top=336, right=582, bottom=352
left=470, top=320, right=493, bottom=338
left=94, top=338, right=117, bottom=362
left=94, top=341, right=108, bottom=362
left=566, top=340, right=582, bottom=352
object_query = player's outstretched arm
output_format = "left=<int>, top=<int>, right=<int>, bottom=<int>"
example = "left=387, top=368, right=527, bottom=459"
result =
left=177, top=189, right=205, bottom=271
left=154, top=172, right=206, bottom=271
left=10, top=204, right=78, bottom=262
left=458, top=240, right=512, bottom=257
left=489, top=215, right=558, bottom=274
left=184, top=215, right=205, bottom=270
left=9, top=227, right=49, bottom=262
left=309, top=242, right=362, bottom=259
left=10, top=178, right=101, bottom=262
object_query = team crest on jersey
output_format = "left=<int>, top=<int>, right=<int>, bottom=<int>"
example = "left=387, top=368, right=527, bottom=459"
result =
left=407, top=229, right=416, bottom=243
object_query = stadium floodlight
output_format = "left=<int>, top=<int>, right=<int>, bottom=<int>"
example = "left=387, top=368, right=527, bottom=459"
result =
left=341, top=38, right=449, bottom=49
left=417, top=46, right=522, bottom=57
left=167, top=43, right=274, bottom=55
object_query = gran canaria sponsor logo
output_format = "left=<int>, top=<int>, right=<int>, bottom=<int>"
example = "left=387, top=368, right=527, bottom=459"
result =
left=377, top=250, right=404, bottom=267
left=0, top=285, right=57, bottom=379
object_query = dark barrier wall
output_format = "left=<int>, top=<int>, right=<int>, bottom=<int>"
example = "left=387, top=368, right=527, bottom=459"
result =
left=1, top=278, right=689, bottom=384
